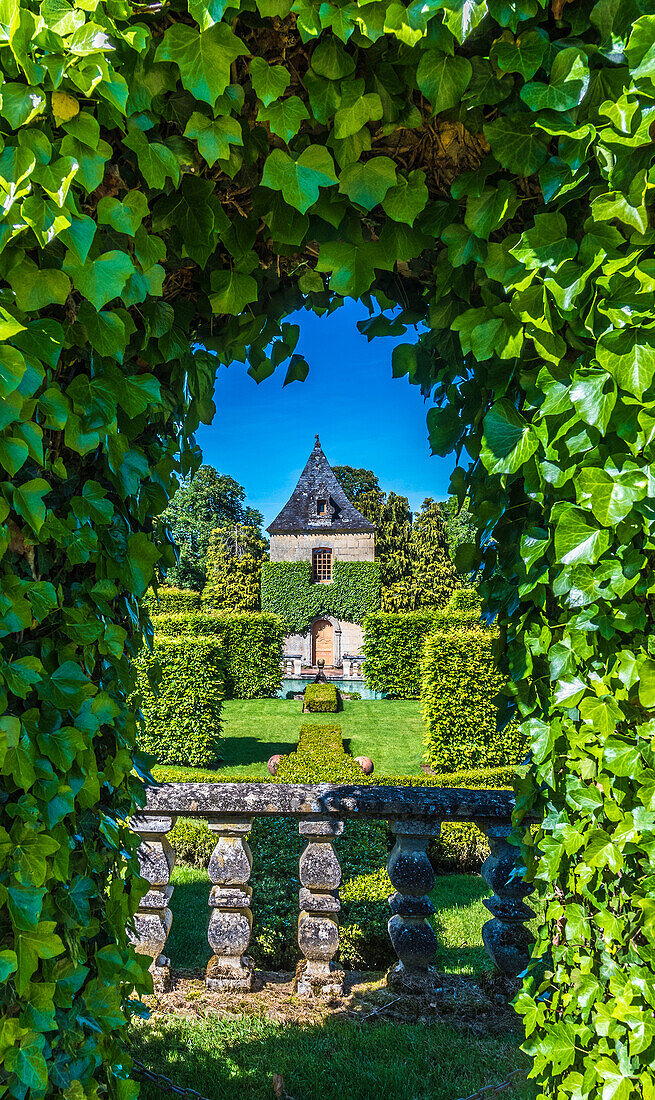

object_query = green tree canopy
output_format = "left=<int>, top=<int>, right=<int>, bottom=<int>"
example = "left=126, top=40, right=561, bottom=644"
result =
left=332, top=465, right=384, bottom=504
left=203, top=524, right=268, bottom=611
left=160, top=465, right=264, bottom=589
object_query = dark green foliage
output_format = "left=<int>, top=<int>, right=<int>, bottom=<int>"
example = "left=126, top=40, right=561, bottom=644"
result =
left=276, top=723, right=366, bottom=781
left=134, top=636, right=224, bottom=766
left=150, top=610, right=284, bottom=699
left=359, top=491, right=415, bottom=612
left=421, top=628, right=526, bottom=772
left=363, top=594, right=481, bottom=698
left=332, top=466, right=383, bottom=503
left=409, top=499, right=459, bottom=609
left=202, top=524, right=268, bottom=612
left=261, top=560, right=381, bottom=633
left=159, top=466, right=264, bottom=591
left=440, top=496, right=479, bottom=578
left=303, top=683, right=340, bottom=713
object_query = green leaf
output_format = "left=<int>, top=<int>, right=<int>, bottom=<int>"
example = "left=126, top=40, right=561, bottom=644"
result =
left=596, top=329, right=655, bottom=399
left=315, top=240, right=376, bottom=297
left=155, top=23, right=248, bottom=105
left=8, top=885, right=46, bottom=931
left=554, top=505, right=611, bottom=565
left=416, top=53, right=472, bottom=113
left=484, top=113, right=549, bottom=176
left=8, top=261, right=70, bottom=312
left=333, top=93, right=383, bottom=138
left=283, top=354, right=310, bottom=385
left=570, top=368, right=616, bottom=433
left=258, top=97, right=310, bottom=143
left=521, top=47, right=590, bottom=112
left=250, top=57, right=290, bottom=105
left=64, top=252, right=134, bottom=311
left=97, top=191, right=148, bottom=236
left=464, top=181, right=517, bottom=240
left=183, top=112, right=243, bottom=166
left=13, top=478, right=50, bottom=533
left=209, top=270, right=258, bottom=316
left=481, top=400, right=539, bottom=476
left=381, top=170, right=428, bottom=226
left=124, top=126, right=180, bottom=190
left=123, top=533, right=161, bottom=597
left=491, top=29, right=547, bottom=79
left=0, top=950, right=17, bottom=981
left=262, top=146, right=338, bottom=214
left=338, top=157, right=397, bottom=209
left=310, top=37, right=355, bottom=79
left=0, top=436, right=29, bottom=476
left=0, top=347, right=26, bottom=400
left=1, top=83, right=46, bottom=127
left=576, top=467, right=645, bottom=526
left=3, top=656, right=42, bottom=697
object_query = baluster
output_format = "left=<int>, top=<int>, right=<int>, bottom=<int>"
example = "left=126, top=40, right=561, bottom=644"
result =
left=387, top=818, right=439, bottom=993
left=480, top=822, right=535, bottom=976
left=297, top=818, right=344, bottom=995
left=206, top=817, right=254, bottom=991
left=131, top=813, right=177, bottom=992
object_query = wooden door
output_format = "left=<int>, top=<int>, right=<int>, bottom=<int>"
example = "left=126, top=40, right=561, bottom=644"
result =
left=312, top=619, right=333, bottom=666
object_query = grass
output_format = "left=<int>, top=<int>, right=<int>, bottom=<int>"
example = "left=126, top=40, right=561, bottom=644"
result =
left=165, top=867, right=493, bottom=976
left=132, top=1014, right=536, bottom=1100
left=154, top=698, right=426, bottom=780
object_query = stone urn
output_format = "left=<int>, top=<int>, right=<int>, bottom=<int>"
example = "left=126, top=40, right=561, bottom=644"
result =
left=267, top=754, right=281, bottom=776
left=355, top=756, right=374, bottom=775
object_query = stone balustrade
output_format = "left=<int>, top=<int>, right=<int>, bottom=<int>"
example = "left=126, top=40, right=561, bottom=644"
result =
left=131, top=782, right=535, bottom=995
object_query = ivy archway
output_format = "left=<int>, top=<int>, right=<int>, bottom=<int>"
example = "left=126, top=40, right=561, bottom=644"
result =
left=1, top=3, right=653, bottom=1099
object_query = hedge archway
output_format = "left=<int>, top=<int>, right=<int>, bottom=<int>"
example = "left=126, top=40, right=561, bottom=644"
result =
left=1, top=3, right=653, bottom=1099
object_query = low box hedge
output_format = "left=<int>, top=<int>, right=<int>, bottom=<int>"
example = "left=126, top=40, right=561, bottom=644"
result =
left=143, top=586, right=202, bottom=614
left=134, top=635, right=224, bottom=767
left=150, top=608, right=284, bottom=699
left=303, top=681, right=340, bottom=713
left=420, top=627, right=526, bottom=771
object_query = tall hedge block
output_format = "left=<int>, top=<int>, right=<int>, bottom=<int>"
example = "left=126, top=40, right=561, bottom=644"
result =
left=362, top=591, right=482, bottom=698
left=134, top=636, right=224, bottom=766
left=150, top=610, right=284, bottom=699
left=420, top=627, right=526, bottom=771
left=261, top=559, right=381, bottom=633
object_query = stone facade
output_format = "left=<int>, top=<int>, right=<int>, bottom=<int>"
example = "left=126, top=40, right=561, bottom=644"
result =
left=268, top=438, right=376, bottom=668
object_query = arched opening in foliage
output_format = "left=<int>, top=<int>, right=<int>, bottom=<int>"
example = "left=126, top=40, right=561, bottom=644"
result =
left=2, top=2, right=654, bottom=1099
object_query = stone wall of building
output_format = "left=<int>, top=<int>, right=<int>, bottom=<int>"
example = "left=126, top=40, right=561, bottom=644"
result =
left=269, top=531, right=375, bottom=563
left=282, top=619, right=365, bottom=667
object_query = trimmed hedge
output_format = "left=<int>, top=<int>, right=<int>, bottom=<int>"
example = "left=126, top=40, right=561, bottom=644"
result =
left=143, top=586, right=202, bottom=614
left=421, top=628, right=526, bottom=772
left=261, top=559, right=381, bottom=633
left=276, top=724, right=367, bottom=783
left=362, top=590, right=482, bottom=698
left=150, top=609, right=284, bottom=699
left=134, top=636, right=224, bottom=766
left=303, top=682, right=339, bottom=713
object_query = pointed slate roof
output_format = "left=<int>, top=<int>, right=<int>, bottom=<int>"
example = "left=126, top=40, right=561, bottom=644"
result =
left=267, top=437, right=376, bottom=534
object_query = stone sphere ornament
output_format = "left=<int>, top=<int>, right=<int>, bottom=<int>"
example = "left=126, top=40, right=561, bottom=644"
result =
left=267, top=754, right=281, bottom=776
left=355, top=756, right=374, bottom=775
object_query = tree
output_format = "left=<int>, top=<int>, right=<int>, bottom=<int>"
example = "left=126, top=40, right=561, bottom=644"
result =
left=440, top=496, right=479, bottom=578
left=202, top=524, right=268, bottom=611
left=160, top=466, right=264, bottom=590
left=332, top=466, right=383, bottom=504
left=410, top=499, right=458, bottom=609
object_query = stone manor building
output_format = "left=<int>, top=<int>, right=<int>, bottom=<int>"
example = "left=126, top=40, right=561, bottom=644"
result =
left=267, top=437, right=376, bottom=670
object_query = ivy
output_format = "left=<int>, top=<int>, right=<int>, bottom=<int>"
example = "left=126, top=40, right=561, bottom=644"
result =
left=1, top=0, right=654, bottom=1097
left=261, top=560, right=381, bottom=633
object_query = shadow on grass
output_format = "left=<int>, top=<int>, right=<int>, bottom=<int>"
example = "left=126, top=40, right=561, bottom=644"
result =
left=216, top=737, right=298, bottom=768
left=132, top=1011, right=536, bottom=1100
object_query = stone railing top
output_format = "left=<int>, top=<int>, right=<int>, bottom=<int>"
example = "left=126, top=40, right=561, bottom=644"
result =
left=138, top=781, right=522, bottom=824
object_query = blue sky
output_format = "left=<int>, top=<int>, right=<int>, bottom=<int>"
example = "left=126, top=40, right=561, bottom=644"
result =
left=197, top=299, right=457, bottom=530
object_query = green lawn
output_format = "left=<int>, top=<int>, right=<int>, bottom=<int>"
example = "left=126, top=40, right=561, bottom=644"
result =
left=132, top=1014, right=535, bottom=1100
left=155, top=698, right=425, bottom=780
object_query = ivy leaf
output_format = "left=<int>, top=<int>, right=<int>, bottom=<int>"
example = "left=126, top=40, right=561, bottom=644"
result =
left=0, top=348, right=26, bottom=400
left=338, top=157, right=397, bottom=209
left=123, top=126, right=180, bottom=190
left=209, top=270, right=258, bottom=315
left=333, top=93, right=383, bottom=138
left=521, top=47, right=590, bottom=112
left=283, top=354, right=310, bottom=385
left=42, top=661, right=95, bottom=711
left=258, top=97, right=310, bottom=143
left=1, top=83, right=46, bottom=127
left=570, top=369, right=616, bottom=432
left=250, top=57, right=290, bottom=105
left=484, top=114, right=549, bottom=176
left=8, top=261, right=70, bottom=312
left=64, top=252, right=134, bottom=311
left=315, top=240, right=376, bottom=296
left=97, top=192, right=149, bottom=236
left=491, top=29, right=547, bottom=79
left=310, top=36, right=355, bottom=79
left=416, top=53, right=472, bottom=113
left=576, top=468, right=645, bottom=526
left=15, top=923, right=64, bottom=995
left=0, top=950, right=17, bottom=981
left=122, top=533, right=161, bottom=597
left=554, top=505, right=611, bottom=565
left=596, top=329, right=655, bottom=399
left=13, top=479, right=50, bottom=533
left=183, top=112, right=243, bottom=166
left=381, top=170, right=428, bottom=226
left=464, top=181, right=518, bottom=240
left=262, top=147, right=337, bottom=214
left=481, top=400, right=539, bottom=475
left=154, top=23, right=248, bottom=105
